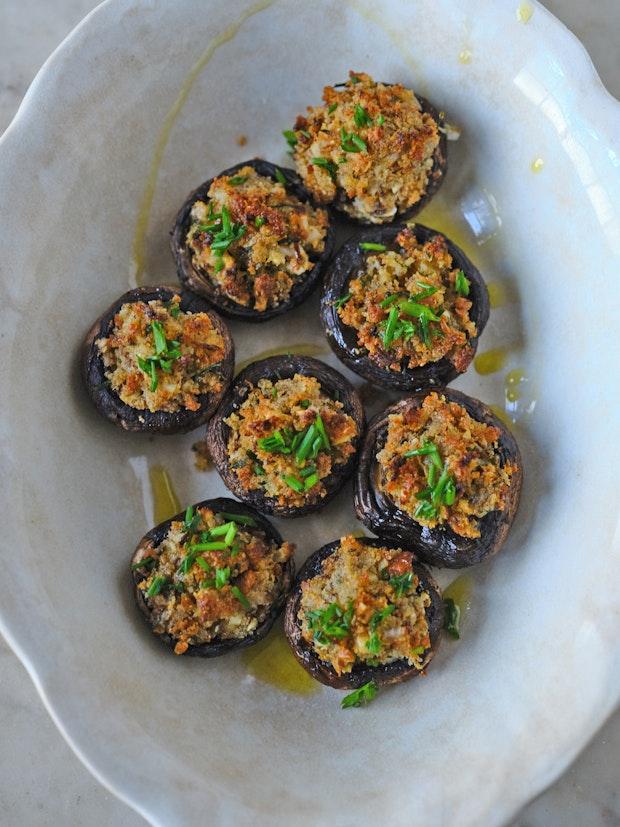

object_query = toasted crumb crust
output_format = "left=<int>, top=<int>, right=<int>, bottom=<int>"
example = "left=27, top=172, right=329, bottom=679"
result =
left=338, top=228, right=476, bottom=371
left=291, top=71, right=440, bottom=222
left=298, top=536, right=431, bottom=674
left=186, top=166, right=328, bottom=311
left=224, top=374, right=358, bottom=508
left=96, top=296, right=224, bottom=413
left=377, top=392, right=516, bottom=538
left=134, top=507, right=294, bottom=653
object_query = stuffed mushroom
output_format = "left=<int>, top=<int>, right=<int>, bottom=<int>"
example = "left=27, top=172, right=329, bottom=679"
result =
left=287, top=70, right=447, bottom=224
left=355, top=389, right=523, bottom=568
left=82, top=286, right=234, bottom=434
left=131, top=498, right=295, bottom=656
left=171, top=159, right=335, bottom=321
left=206, top=355, right=365, bottom=517
left=321, top=224, right=489, bottom=391
left=284, top=535, right=444, bottom=689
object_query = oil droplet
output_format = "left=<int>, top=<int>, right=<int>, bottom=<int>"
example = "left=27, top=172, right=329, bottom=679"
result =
left=489, top=404, right=513, bottom=427
left=458, top=49, right=473, bottom=64
left=149, top=465, right=181, bottom=524
left=242, top=625, right=318, bottom=695
left=486, top=281, right=507, bottom=309
left=531, top=157, right=544, bottom=173
left=235, top=343, right=329, bottom=375
left=443, top=574, right=473, bottom=614
left=130, top=0, right=275, bottom=286
left=474, top=348, right=508, bottom=375
left=415, top=198, right=478, bottom=261
left=516, top=2, right=534, bottom=23
left=505, top=368, right=526, bottom=402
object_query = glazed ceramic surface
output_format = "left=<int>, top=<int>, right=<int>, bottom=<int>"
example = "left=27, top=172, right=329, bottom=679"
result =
left=0, top=1, right=619, bottom=825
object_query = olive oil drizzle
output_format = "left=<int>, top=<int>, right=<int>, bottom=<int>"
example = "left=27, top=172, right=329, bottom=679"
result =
left=235, top=343, right=329, bottom=375
left=241, top=625, right=319, bottom=695
left=443, top=574, right=473, bottom=616
left=474, top=347, right=508, bottom=375
left=130, top=0, right=276, bottom=286
left=148, top=465, right=181, bottom=524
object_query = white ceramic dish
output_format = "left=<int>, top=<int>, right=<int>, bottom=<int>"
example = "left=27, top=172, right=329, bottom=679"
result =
left=1, top=1, right=619, bottom=825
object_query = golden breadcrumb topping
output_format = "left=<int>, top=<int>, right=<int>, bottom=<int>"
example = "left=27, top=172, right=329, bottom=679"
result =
left=225, top=374, right=358, bottom=508
left=338, top=229, right=476, bottom=372
left=299, top=536, right=431, bottom=674
left=96, top=296, right=224, bottom=413
left=187, top=166, right=328, bottom=311
left=291, top=71, right=440, bottom=222
left=134, top=507, right=294, bottom=654
left=377, top=393, right=515, bottom=538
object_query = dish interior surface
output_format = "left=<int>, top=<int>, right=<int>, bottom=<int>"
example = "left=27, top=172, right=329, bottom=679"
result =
left=0, top=1, right=619, bottom=825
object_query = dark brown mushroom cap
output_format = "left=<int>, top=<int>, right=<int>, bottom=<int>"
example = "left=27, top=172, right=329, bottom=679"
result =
left=131, top=497, right=294, bottom=657
left=284, top=536, right=444, bottom=689
left=298, top=90, right=447, bottom=225
left=320, top=223, right=489, bottom=391
left=354, top=389, right=523, bottom=568
left=82, top=285, right=234, bottom=434
left=170, top=159, right=336, bottom=322
left=206, top=355, right=365, bottom=518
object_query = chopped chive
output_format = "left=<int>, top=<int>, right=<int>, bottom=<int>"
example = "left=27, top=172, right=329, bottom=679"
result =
left=231, top=585, right=251, bottom=609
left=341, top=680, right=377, bottom=709
left=414, top=501, right=438, bottom=520
left=131, top=557, right=156, bottom=570
left=253, top=463, right=266, bottom=476
left=196, top=557, right=212, bottom=572
left=383, top=305, right=399, bottom=348
left=310, top=435, right=323, bottom=459
left=146, top=576, right=168, bottom=597
left=295, top=424, right=316, bottom=463
left=217, top=512, right=256, bottom=527
left=328, top=103, right=338, bottom=114
left=376, top=114, right=385, bottom=126
left=284, top=474, right=304, bottom=493
left=340, top=129, right=367, bottom=153
left=411, top=645, right=425, bottom=656
left=332, top=293, right=351, bottom=309
left=228, top=175, right=248, bottom=185
left=148, top=360, right=158, bottom=392
left=380, top=293, right=400, bottom=309
left=443, top=598, right=461, bottom=639
left=274, top=167, right=287, bottom=185
left=224, top=522, right=237, bottom=546
left=359, top=242, right=387, bottom=252
left=207, top=522, right=233, bottom=538
left=398, top=301, right=441, bottom=322
left=389, top=572, right=413, bottom=598
left=304, top=472, right=319, bottom=490
left=213, top=256, right=225, bottom=272
left=311, top=157, right=338, bottom=181
left=255, top=216, right=266, bottom=228
left=291, top=431, right=305, bottom=452
left=354, top=104, right=373, bottom=128
left=282, top=130, right=298, bottom=147
left=443, top=477, right=457, bottom=506
left=215, top=567, right=231, bottom=589
left=299, top=399, right=311, bottom=409
left=167, top=302, right=181, bottom=318
left=314, top=414, right=331, bottom=452
left=455, top=269, right=470, bottom=296
left=189, top=541, right=229, bottom=552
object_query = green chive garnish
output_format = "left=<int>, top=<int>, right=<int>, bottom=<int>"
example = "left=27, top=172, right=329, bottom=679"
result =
left=146, top=576, right=168, bottom=597
left=383, top=305, right=399, bottom=348
left=255, top=216, right=266, bottom=228
left=332, top=293, right=351, bottom=309
left=217, top=512, right=256, bottom=527
left=455, top=269, right=470, bottom=296
left=231, top=585, right=251, bottom=609
left=284, top=474, right=304, bottom=493
left=228, top=175, right=248, bottom=185
left=282, top=130, right=298, bottom=147
left=359, top=242, right=387, bottom=252
left=354, top=104, right=372, bottom=128
left=274, top=167, right=287, bottom=185
left=341, top=680, right=378, bottom=709
left=311, top=157, right=338, bottom=181
left=443, top=598, right=461, bottom=639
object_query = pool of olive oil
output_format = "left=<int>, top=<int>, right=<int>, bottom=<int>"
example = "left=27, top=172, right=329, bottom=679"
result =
left=149, top=465, right=181, bottom=524
left=242, top=624, right=319, bottom=696
left=443, top=574, right=473, bottom=615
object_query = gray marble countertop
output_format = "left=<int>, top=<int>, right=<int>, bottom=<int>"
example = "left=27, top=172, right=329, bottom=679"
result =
left=0, top=1, right=618, bottom=825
